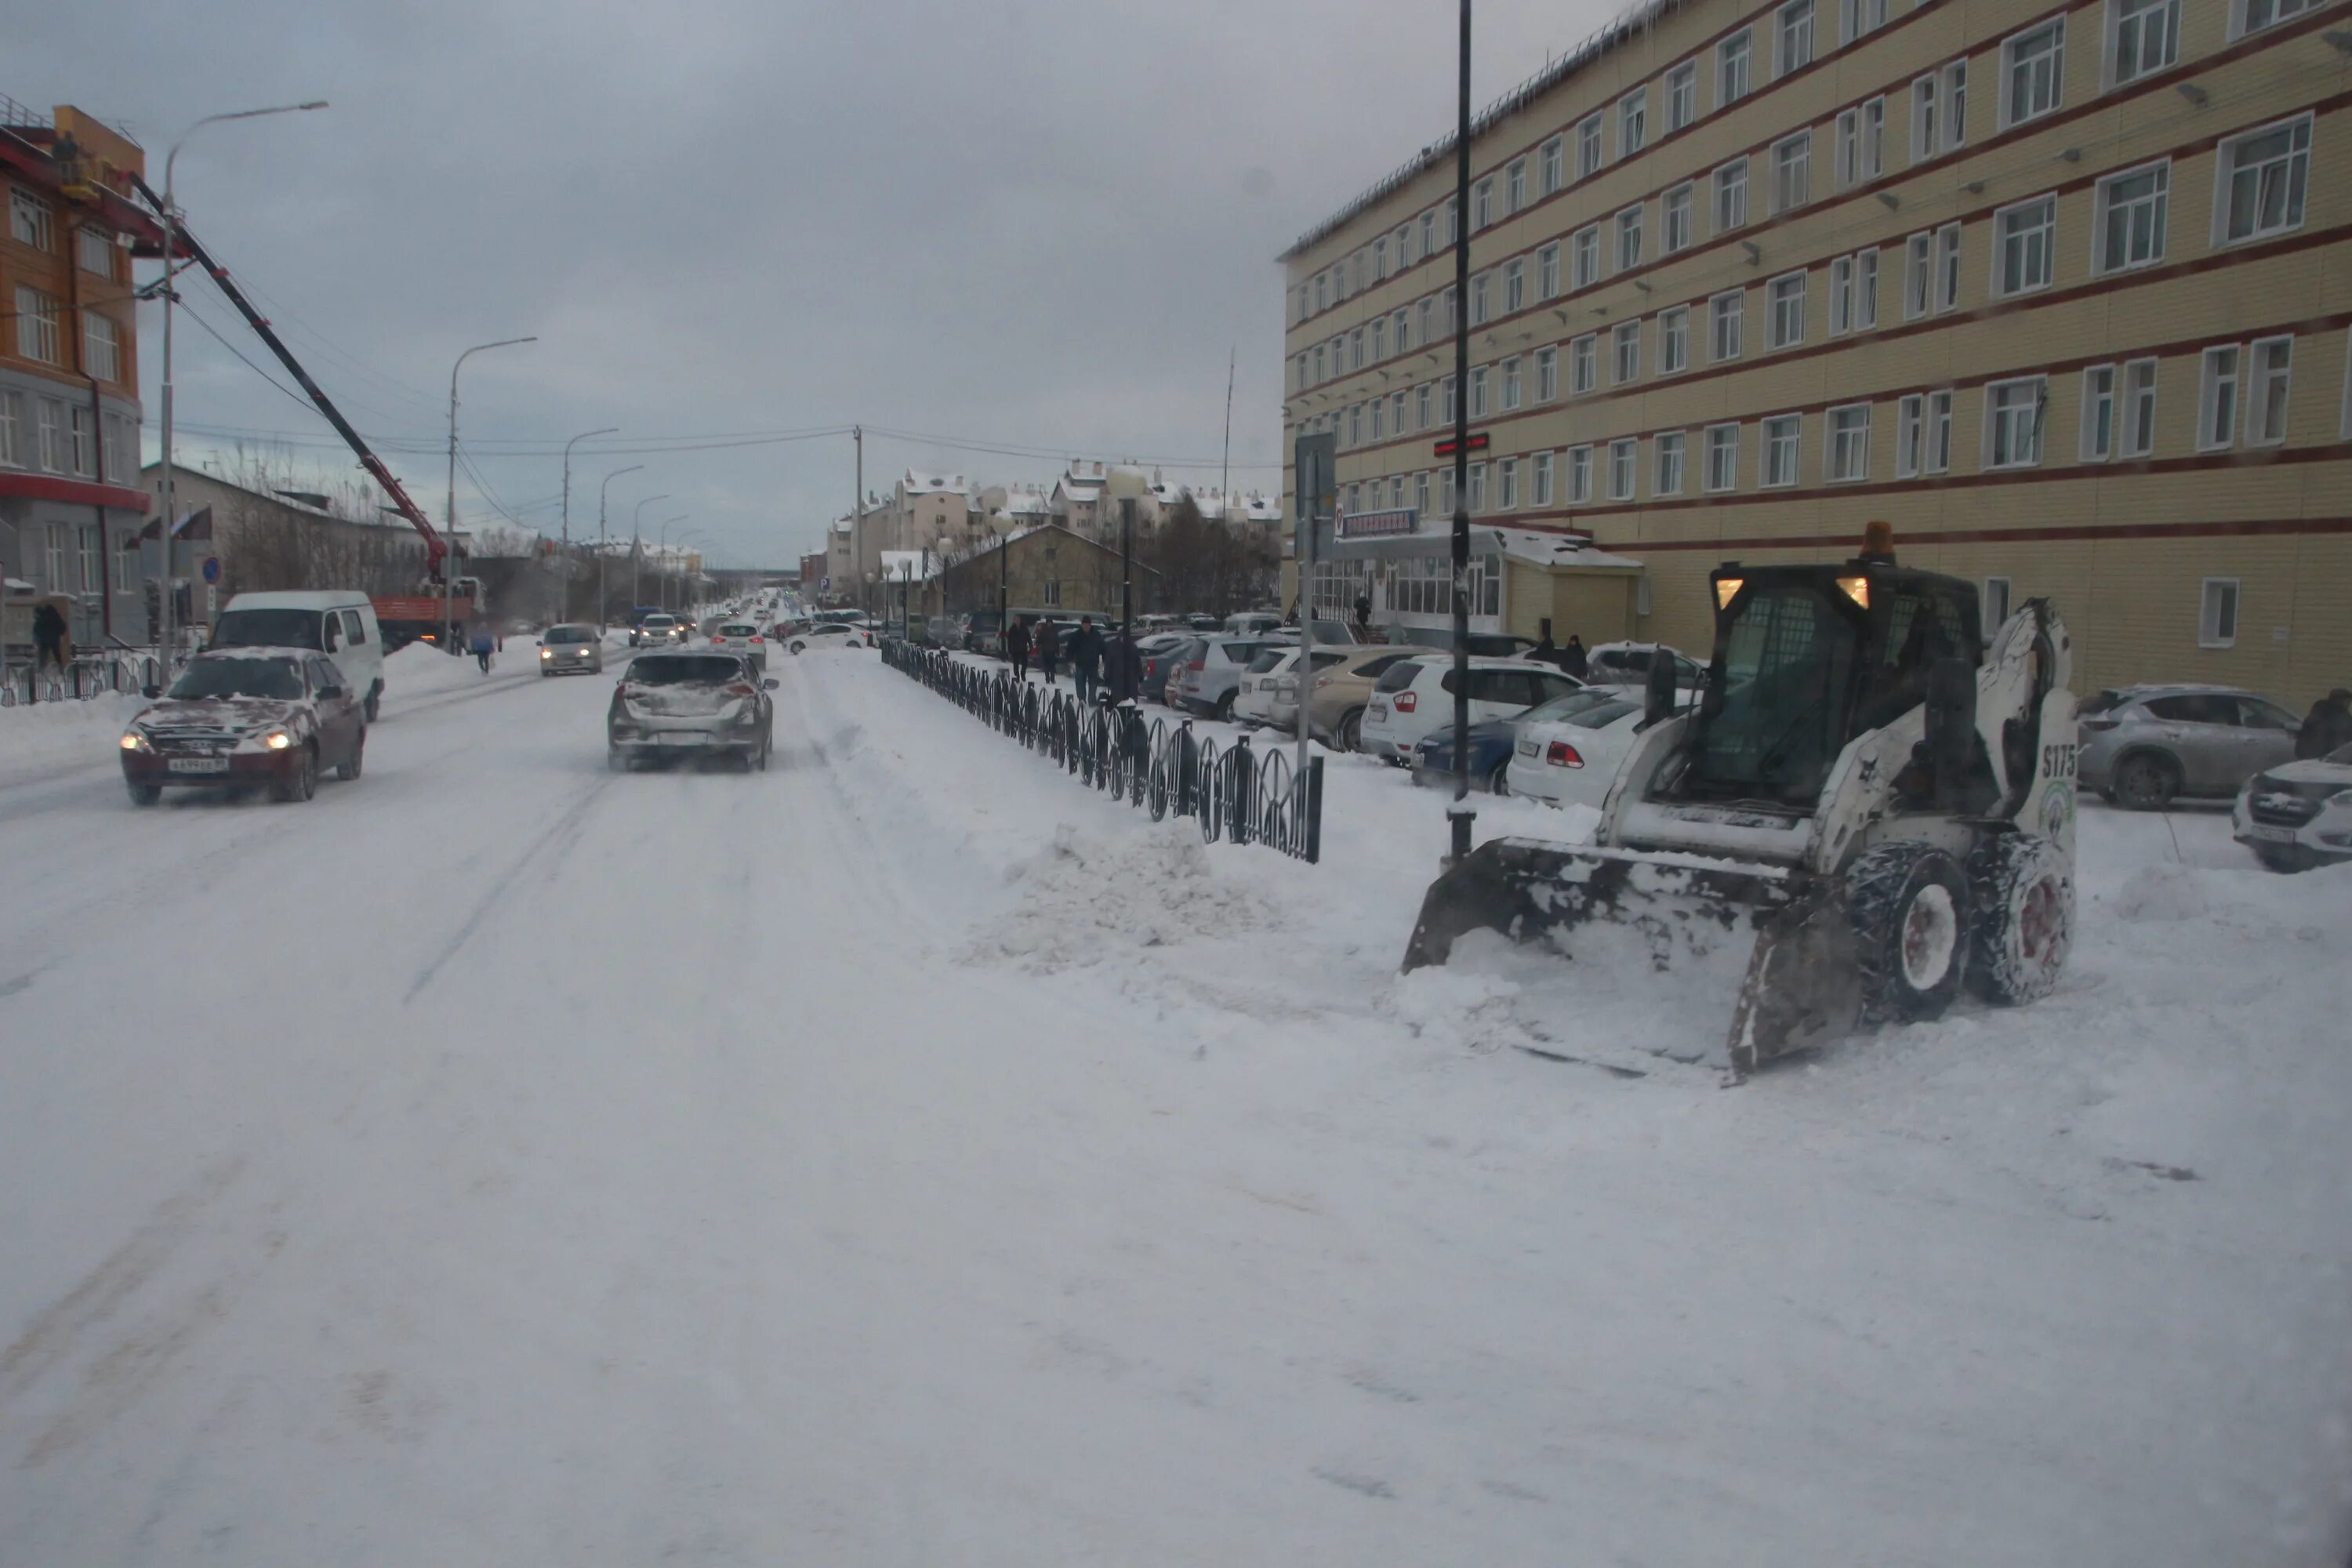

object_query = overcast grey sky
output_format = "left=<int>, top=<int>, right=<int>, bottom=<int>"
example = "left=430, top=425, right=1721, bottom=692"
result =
left=23, top=0, right=1622, bottom=567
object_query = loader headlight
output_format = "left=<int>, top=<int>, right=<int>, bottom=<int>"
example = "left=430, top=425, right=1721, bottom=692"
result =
left=1713, top=576, right=1743, bottom=610
left=1835, top=574, right=1870, bottom=609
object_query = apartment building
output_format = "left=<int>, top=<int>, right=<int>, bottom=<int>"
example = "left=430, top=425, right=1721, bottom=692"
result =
left=1281, top=0, right=2352, bottom=703
left=2, top=100, right=156, bottom=646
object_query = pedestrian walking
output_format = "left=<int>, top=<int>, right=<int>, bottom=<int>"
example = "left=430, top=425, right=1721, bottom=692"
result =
left=30, top=601, right=68, bottom=704
left=1035, top=618, right=1061, bottom=686
left=2296, top=687, right=2352, bottom=759
left=1561, top=633, right=1589, bottom=680
left=470, top=624, right=495, bottom=675
left=1004, top=616, right=1030, bottom=682
left=1072, top=616, right=1105, bottom=704
left=1530, top=630, right=1562, bottom=669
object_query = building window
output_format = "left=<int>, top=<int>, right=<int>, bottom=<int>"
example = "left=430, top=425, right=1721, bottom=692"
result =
left=83, top=312, right=122, bottom=383
left=1987, top=376, right=2048, bottom=468
left=1398, top=222, right=1413, bottom=265
left=1469, top=366, right=1489, bottom=418
left=1504, top=258, right=1525, bottom=313
left=1667, top=61, right=1697, bottom=131
left=1497, top=457, right=1519, bottom=509
left=1348, top=404, right=1363, bottom=446
left=75, top=225, right=114, bottom=278
left=1474, top=176, right=1494, bottom=229
left=2198, top=345, right=2242, bottom=449
left=1417, top=299, right=1435, bottom=346
left=2248, top=335, right=2292, bottom=446
left=2002, top=19, right=2066, bottom=128
left=43, top=524, right=66, bottom=589
left=1842, top=0, right=1888, bottom=42
left=114, top=531, right=136, bottom=592
left=1502, top=356, right=1523, bottom=410
left=1710, top=289, right=1744, bottom=361
left=1719, top=28, right=1754, bottom=105
left=1655, top=430, right=1686, bottom=495
left=1417, top=382, right=1432, bottom=428
left=1897, top=394, right=1926, bottom=477
left=1936, top=222, right=1962, bottom=312
left=1352, top=327, right=1367, bottom=368
left=1293, top=354, right=1306, bottom=391
left=1613, top=321, right=1642, bottom=384
left=2237, top=0, right=2320, bottom=36
left=1537, top=242, right=1561, bottom=298
left=1471, top=274, right=1491, bottom=326
left=1443, top=375, right=1457, bottom=423
left=1394, top=307, right=1410, bottom=351
left=1621, top=89, right=1649, bottom=156
left=1441, top=468, right=1456, bottom=513
left=1420, top=212, right=1436, bottom=259
left=78, top=523, right=100, bottom=593
left=1610, top=438, right=1638, bottom=500
left=1661, top=183, right=1693, bottom=254
left=1835, top=98, right=1884, bottom=188
left=67, top=405, right=93, bottom=476
left=1374, top=238, right=1388, bottom=281
left=1660, top=306, right=1690, bottom=373
left=1762, top=414, right=1802, bottom=487
left=1370, top=397, right=1385, bottom=441
left=1767, top=271, right=1806, bottom=350
left=9, top=188, right=54, bottom=250
left=1771, top=132, right=1810, bottom=212
left=1928, top=390, right=1955, bottom=473
left=1994, top=195, right=2056, bottom=296
left=1569, top=445, right=1594, bottom=503
left=1371, top=319, right=1387, bottom=361
left=1468, top=461, right=1487, bottom=511
left=1572, top=225, right=1600, bottom=288
left=2199, top=577, right=2239, bottom=648
left=2110, top=0, right=2180, bottom=85
left=1507, top=159, right=1526, bottom=213
left=1536, top=346, right=1559, bottom=401
left=1828, top=248, right=1878, bottom=334
left=2082, top=365, right=2118, bottom=459
left=2216, top=116, right=2311, bottom=246
left=1704, top=423, right=1740, bottom=492
left=1570, top=333, right=1599, bottom=394
left=1985, top=575, right=2013, bottom=625
left=1777, top=0, right=1816, bottom=75
left=13, top=286, right=62, bottom=364
left=1416, top=471, right=1432, bottom=514
left=1617, top=205, right=1645, bottom=271
left=2096, top=162, right=2169, bottom=274
left=1578, top=113, right=1605, bottom=178
left=1533, top=451, right=1555, bottom=506
left=2122, top=358, right=2159, bottom=456
left=0, top=390, right=20, bottom=470
left=36, top=396, right=65, bottom=473
left=1541, top=136, right=1565, bottom=194
left=1392, top=390, right=1407, bottom=431
left=1828, top=404, right=1871, bottom=481
left=1714, top=158, right=1749, bottom=231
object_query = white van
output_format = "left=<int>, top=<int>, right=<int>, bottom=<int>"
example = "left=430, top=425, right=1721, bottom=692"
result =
left=209, top=591, right=387, bottom=720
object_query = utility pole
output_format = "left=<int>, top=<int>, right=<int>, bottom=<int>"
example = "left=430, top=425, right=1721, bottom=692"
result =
left=852, top=423, right=864, bottom=615
left=445, top=336, right=536, bottom=651
left=1221, top=345, right=1235, bottom=506
left=561, top=426, right=618, bottom=623
left=630, top=492, right=670, bottom=613
left=1449, top=0, right=1475, bottom=863
left=596, top=464, right=643, bottom=628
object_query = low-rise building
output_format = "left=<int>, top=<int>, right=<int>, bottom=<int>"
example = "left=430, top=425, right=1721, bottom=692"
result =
left=935, top=524, right=1160, bottom=622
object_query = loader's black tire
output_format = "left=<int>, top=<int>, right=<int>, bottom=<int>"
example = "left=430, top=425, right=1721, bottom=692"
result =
left=1848, top=843, right=1969, bottom=1025
left=1965, top=833, right=2073, bottom=1006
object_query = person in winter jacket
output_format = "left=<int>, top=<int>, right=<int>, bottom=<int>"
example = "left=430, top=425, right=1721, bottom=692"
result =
left=1070, top=617, right=1105, bottom=703
left=2296, top=688, right=2352, bottom=759
left=1561, top=634, right=1589, bottom=680
left=469, top=625, right=495, bottom=674
left=32, top=601, right=68, bottom=673
left=1035, top=619, right=1061, bottom=686
left=1004, top=617, right=1030, bottom=681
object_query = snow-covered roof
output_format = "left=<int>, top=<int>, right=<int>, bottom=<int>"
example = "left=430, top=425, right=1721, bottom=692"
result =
left=1240, top=495, right=1281, bottom=523
left=1489, top=528, right=1642, bottom=570
left=901, top=471, right=966, bottom=495
left=877, top=549, right=942, bottom=582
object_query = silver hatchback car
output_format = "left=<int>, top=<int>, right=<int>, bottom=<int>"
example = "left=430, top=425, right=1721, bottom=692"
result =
left=537, top=622, right=604, bottom=676
left=2078, top=684, right=2303, bottom=808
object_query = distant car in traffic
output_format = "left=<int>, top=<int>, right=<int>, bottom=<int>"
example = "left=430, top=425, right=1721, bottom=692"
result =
left=2233, top=742, right=2352, bottom=872
left=1357, top=656, right=1583, bottom=764
left=120, top=648, right=365, bottom=805
left=2079, top=684, right=2305, bottom=809
left=607, top=648, right=777, bottom=771
left=789, top=622, right=871, bottom=654
left=630, top=613, right=684, bottom=648
left=708, top=620, right=768, bottom=669
left=537, top=622, right=605, bottom=676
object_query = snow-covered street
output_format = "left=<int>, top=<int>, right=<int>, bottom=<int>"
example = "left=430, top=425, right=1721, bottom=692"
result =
left=3, top=645, right=2350, bottom=1566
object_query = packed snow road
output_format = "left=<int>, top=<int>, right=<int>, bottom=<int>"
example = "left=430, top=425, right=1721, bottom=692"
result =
left=2, top=645, right=2349, bottom=1565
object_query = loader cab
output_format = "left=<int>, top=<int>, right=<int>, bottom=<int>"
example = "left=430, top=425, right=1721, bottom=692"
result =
left=1671, top=561, right=1980, bottom=808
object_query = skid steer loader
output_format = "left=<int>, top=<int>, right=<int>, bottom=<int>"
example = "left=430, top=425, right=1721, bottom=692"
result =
left=1403, top=525, right=2078, bottom=1078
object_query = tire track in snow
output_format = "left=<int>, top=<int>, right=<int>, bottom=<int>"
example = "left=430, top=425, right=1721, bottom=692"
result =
left=401, top=773, right=614, bottom=1004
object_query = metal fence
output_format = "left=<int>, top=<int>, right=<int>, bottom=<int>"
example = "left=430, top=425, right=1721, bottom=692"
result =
left=881, top=641, right=1323, bottom=863
left=0, top=651, right=168, bottom=708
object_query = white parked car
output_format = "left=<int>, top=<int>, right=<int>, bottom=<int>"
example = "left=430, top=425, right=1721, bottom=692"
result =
left=2232, top=742, right=2352, bottom=873
left=1231, top=648, right=1296, bottom=728
left=786, top=622, right=870, bottom=654
left=1503, top=687, right=1656, bottom=810
left=1581, top=641, right=1706, bottom=691
left=1357, top=655, right=1584, bottom=764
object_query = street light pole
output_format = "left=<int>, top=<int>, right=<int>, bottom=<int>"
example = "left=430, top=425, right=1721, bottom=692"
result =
left=445, top=335, right=537, bottom=651
left=596, top=464, right=644, bottom=629
left=1448, top=0, right=1475, bottom=863
left=631, top=494, right=671, bottom=612
left=154, top=100, right=326, bottom=684
left=560, top=426, right=618, bottom=623
left=662, top=521, right=695, bottom=615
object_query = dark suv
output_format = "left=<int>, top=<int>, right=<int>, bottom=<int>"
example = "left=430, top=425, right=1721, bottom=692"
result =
left=119, top=648, right=365, bottom=805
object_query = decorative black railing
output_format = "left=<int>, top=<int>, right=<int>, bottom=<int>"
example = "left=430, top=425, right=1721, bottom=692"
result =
left=880, top=641, right=1323, bottom=863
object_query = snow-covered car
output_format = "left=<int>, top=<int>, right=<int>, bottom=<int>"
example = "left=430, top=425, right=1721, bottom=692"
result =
left=1265, top=650, right=1350, bottom=733
left=788, top=622, right=871, bottom=654
left=2079, top=684, right=2304, bottom=810
left=1134, top=633, right=1191, bottom=705
left=119, top=648, right=366, bottom=806
left=630, top=613, right=684, bottom=648
left=537, top=622, right=604, bottom=676
left=607, top=649, right=777, bottom=771
left=708, top=620, right=768, bottom=669
left=1172, top=635, right=1274, bottom=719
left=1357, top=656, right=1583, bottom=764
left=1579, top=640, right=1705, bottom=691
left=1295, top=646, right=1421, bottom=750
left=1231, top=647, right=1295, bottom=728
left=2231, top=742, right=2352, bottom=872
left=1503, top=687, right=1653, bottom=809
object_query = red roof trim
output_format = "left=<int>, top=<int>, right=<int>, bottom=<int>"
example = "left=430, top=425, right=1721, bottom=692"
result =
left=0, top=471, right=151, bottom=511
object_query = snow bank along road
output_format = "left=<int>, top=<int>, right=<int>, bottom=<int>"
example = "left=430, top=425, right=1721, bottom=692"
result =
left=2, top=646, right=2349, bottom=1566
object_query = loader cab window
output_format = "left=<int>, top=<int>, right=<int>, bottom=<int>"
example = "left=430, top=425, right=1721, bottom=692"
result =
left=1682, top=583, right=1861, bottom=805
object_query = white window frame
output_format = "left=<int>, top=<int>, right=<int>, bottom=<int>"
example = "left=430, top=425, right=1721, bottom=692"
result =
left=1935, top=222, right=1962, bottom=312
left=1504, top=258, right=1525, bottom=314
left=1667, top=61, right=1698, bottom=131
left=1704, top=423, right=1741, bottom=492
left=1578, top=113, right=1606, bottom=178
left=2122, top=358, right=2159, bottom=457
left=1571, top=333, right=1599, bottom=394
left=1842, top=0, right=1889, bottom=43
left=1776, top=0, right=1817, bottom=78
left=1536, top=345, right=1559, bottom=401
left=1897, top=394, right=1926, bottom=477
left=1710, top=289, right=1745, bottom=362
left=1537, top=241, right=1561, bottom=299
left=1572, top=226, right=1601, bottom=289
left=1655, top=430, right=1687, bottom=495
left=2198, top=344, right=2242, bottom=451
left=1767, top=270, right=1806, bottom=350
left=1469, top=366, right=1489, bottom=419
left=1835, top=99, right=1883, bottom=190
left=1502, top=355, right=1524, bottom=411
left=1771, top=131, right=1811, bottom=213
left=2001, top=18, right=2067, bottom=130
left=9, top=188, right=55, bottom=251
left=1719, top=29, right=1755, bottom=106
left=2247, top=334, right=2292, bottom=447
left=2093, top=159, right=2170, bottom=275
left=1533, top=450, right=1555, bottom=506
left=1761, top=413, right=1802, bottom=488
left=1506, top=158, right=1527, bottom=213
left=2234, top=0, right=2321, bottom=39
left=1992, top=194, right=2057, bottom=298
left=1568, top=445, right=1594, bottom=503
left=2107, top=0, right=2181, bottom=89
left=1985, top=376, right=2049, bottom=469
left=1609, top=437, right=1639, bottom=501
left=1663, top=182, right=1694, bottom=253
left=1928, top=389, right=1955, bottom=474
left=1621, top=88, right=1650, bottom=156
left=1474, top=176, right=1495, bottom=229
left=1904, top=231, right=1933, bottom=319
left=75, top=225, right=113, bottom=277
left=1617, top=204, right=1645, bottom=271
left=1497, top=456, right=1519, bottom=509
left=1660, top=305, right=1690, bottom=374
left=82, top=312, right=121, bottom=383
left=2198, top=576, right=2239, bottom=648
left=1828, top=403, right=1872, bottom=482
left=2082, top=364, right=2118, bottom=460
left=1714, top=158, right=1750, bottom=232
left=0, top=390, right=21, bottom=470
left=1541, top=136, right=1565, bottom=194
left=2213, top=114, right=2312, bottom=248
left=13, top=286, right=61, bottom=365
left=1613, top=320, right=1642, bottom=384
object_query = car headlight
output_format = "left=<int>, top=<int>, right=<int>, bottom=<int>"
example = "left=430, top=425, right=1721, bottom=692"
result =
left=121, top=730, right=151, bottom=752
left=542, top=648, right=554, bottom=659
left=264, top=731, right=292, bottom=750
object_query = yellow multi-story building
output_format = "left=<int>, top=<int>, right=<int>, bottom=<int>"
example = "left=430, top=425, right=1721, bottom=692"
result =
left=1281, top=0, right=2352, bottom=704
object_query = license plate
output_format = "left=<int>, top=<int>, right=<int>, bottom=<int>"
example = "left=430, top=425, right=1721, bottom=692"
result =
left=2244, top=824, right=2298, bottom=842
left=659, top=732, right=709, bottom=746
left=1516, top=739, right=1537, bottom=756
left=168, top=756, right=228, bottom=774
left=1370, top=702, right=1388, bottom=720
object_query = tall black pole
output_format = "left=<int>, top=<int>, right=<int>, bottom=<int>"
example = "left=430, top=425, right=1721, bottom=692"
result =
left=1449, top=0, right=1475, bottom=862
left=1120, top=495, right=1134, bottom=702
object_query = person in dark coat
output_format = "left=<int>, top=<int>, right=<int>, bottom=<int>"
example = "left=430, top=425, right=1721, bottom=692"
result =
left=32, top=601, right=67, bottom=673
left=2296, top=688, right=2352, bottom=759
left=1561, top=634, right=1589, bottom=680
left=1004, top=616, right=1030, bottom=681
left=469, top=624, right=495, bottom=674
left=1530, top=631, right=1561, bottom=668
left=1071, top=617, right=1105, bottom=704
left=1034, top=618, right=1061, bottom=686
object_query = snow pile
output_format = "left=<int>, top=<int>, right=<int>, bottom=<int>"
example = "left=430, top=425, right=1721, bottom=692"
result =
left=2107, top=862, right=2218, bottom=922
left=967, top=818, right=1292, bottom=971
left=0, top=690, right=145, bottom=782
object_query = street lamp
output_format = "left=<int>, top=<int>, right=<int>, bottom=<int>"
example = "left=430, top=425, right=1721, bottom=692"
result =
left=630, top=493, right=671, bottom=610
left=596, top=465, right=644, bottom=627
left=445, top=335, right=537, bottom=649
left=1102, top=466, right=1149, bottom=702
left=154, top=99, right=326, bottom=683
left=662, top=521, right=696, bottom=614
left=560, top=426, right=619, bottom=622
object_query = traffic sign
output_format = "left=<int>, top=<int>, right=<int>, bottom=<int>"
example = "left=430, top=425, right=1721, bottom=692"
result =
left=1432, top=432, right=1490, bottom=457
left=820, top=575, right=831, bottom=590
left=201, top=556, right=220, bottom=584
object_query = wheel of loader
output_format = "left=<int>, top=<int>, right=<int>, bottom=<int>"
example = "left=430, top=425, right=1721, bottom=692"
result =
left=1965, top=834, right=2074, bottom=1006
left=1847, top=842, right=1969, bottom=1024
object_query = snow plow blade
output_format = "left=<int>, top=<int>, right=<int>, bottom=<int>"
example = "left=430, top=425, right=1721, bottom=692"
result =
left=1401, top=838, right=1862, bottom=1076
